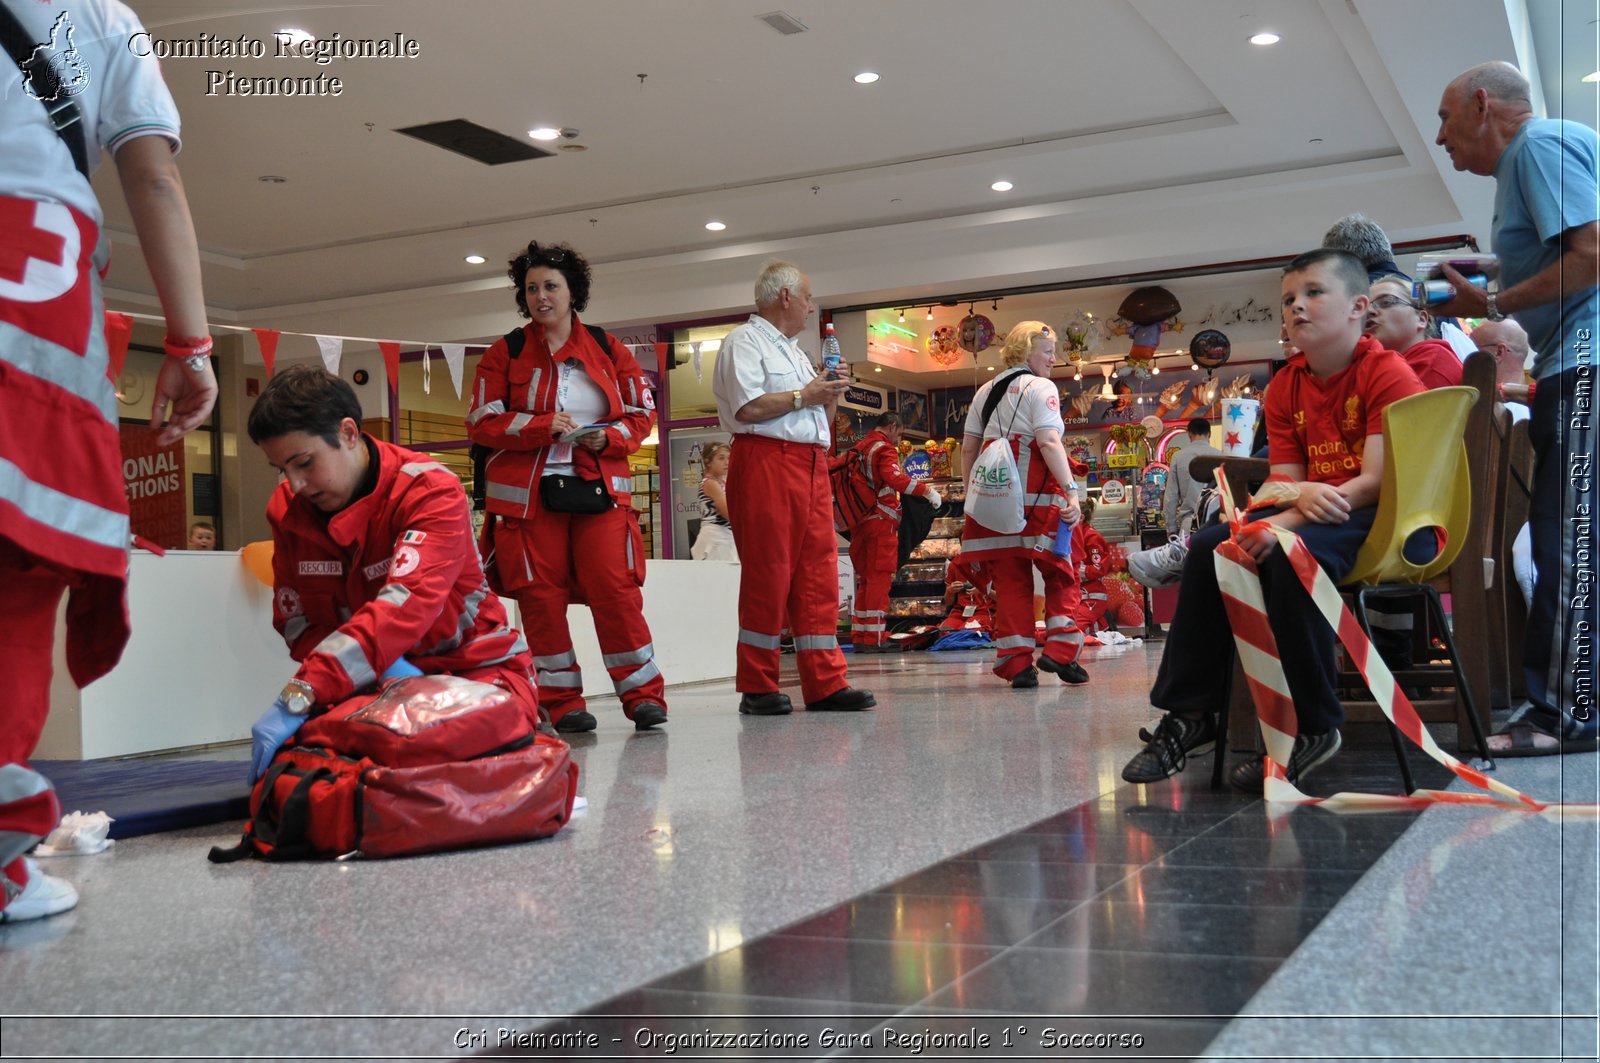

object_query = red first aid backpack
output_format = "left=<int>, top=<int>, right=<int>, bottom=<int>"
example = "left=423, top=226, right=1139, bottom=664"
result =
left=209, top=675, right=577, bottom=862
left=829, top=439, right=886, bottom=535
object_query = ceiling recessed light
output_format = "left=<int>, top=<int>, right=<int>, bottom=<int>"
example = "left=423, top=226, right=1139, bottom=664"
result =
left=984, top=366, right=995, bottom=371
left=464, top=254, right=486, bottom=265
left=1249, top=32, right=1281, bottom=45
left=277, top=28, right=313, bottom=47
left=853, top=71, right=880, bottom=84
left=705, top=221, right=726, bottom=231
left=528, top=127, right=561, bottom=141
left=1584, top=71, right=1600, bottom=83
left=990, top=180, right=1014, bottom=192
left=873, top=366, right=882, bottom=372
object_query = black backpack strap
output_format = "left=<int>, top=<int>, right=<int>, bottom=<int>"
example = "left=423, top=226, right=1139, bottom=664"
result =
left=979, top=368, right=1031, bottom=436
left=502, top=325, right=527, bottom=359
left=0, top=5, right=89, bottom=179
left=207, top=759, right=298, bottom=864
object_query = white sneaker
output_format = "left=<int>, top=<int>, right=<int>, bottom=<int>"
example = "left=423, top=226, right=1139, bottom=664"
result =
left=1128, top=536, right=1188, bottom=589
left=0, top=858, right=78, bottom=923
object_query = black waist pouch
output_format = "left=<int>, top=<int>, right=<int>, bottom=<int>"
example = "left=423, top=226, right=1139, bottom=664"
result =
left=539, top=474, right=613, bottom=514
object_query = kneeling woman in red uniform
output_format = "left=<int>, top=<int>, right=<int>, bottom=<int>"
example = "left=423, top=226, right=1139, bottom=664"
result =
left=468, top=242, right=667, bottom=734
left=245, top=366, right=539, bottom=781
left=959, top=322, right=1088, bottom=688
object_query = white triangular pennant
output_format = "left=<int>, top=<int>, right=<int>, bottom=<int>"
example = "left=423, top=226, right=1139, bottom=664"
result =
left=442, top=343, right=466, bottom=398
left=422, top=349, right=431, bottom=394
left=315, top=335, right=343, bottom=375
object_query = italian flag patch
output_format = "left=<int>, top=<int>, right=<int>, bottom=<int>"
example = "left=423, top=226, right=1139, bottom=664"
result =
left=400, top=530, right=427, bottom=545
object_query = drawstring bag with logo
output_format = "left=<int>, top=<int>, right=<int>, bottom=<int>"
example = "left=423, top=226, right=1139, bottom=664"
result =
left=963, top=369, right=1029, bottom=533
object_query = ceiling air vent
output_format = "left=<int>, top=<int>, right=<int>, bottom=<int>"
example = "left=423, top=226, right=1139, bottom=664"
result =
left=395, top=119, right=555, bottom=165
left=756, top=10, right=808, bottom=35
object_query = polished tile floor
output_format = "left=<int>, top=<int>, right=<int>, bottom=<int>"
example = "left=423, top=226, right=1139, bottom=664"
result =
left=2, top=642, right=1595, bottom=1061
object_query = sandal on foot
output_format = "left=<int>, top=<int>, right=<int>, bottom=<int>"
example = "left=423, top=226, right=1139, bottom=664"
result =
left=1487, top=720, right=1599, bottom=758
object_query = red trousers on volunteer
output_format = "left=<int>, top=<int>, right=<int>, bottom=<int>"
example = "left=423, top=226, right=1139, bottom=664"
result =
left=500, top=506, right=665, bottom=726
left=0, top=545, right=67, bottom=909
left=728, top=436, right=850, bottom=703
left=848, top=519, right=897, bottom=649
left=987, top=552, right=1084, bottom=681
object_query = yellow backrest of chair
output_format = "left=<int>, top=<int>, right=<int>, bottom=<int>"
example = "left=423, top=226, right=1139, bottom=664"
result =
left=1342, top=387, right=1476, bottom=587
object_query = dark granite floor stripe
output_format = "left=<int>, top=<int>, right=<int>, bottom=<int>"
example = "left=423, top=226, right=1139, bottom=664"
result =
left=484, top=746, right=1444, bottom=1058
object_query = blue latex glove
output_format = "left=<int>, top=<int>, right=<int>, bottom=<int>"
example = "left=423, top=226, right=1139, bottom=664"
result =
left=380, top=656, right=424, bottom=682
left=249, top=699, right=306, bottom=787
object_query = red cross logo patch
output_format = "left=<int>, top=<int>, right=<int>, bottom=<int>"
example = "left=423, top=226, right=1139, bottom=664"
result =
left=0, top=197, right=94, bottom=354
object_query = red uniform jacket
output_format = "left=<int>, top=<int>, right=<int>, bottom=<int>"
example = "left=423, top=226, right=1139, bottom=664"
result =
left=851, top=429, right=936, bottom=527
left=269, top=438, right=531, bottom=707
left=467, top=317, right=655, bottom=520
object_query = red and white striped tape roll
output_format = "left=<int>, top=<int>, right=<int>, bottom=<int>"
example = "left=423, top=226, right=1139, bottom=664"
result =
left=1212, top=467, right=1594, bottom=817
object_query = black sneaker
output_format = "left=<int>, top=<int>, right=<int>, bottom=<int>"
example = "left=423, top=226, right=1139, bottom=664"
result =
left=1010, top=667, right=1039, bottom=689
left=631, top=702, right=668, bottom=731
left=553, top=709, right=598, bottom=734
left=1228, top=729, right=1342, bottom=793
left=1038, top=657, right=1090, bottom=684
left=738, top=692, right=793, bottom=716
left=1120, top=713, right=1217, bottom=783
left=805, top=687, right=876, bottom=711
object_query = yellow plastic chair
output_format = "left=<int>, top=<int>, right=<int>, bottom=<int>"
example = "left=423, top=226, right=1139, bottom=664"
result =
left=1338, top=386, right=1493, bottom=789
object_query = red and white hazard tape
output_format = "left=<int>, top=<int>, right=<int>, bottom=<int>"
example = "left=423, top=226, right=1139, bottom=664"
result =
left=1212, top=469, right=1594, bottom=816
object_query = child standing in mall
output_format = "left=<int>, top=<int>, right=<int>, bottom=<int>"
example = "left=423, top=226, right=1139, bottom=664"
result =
left=1120, top=249, right=1423, bottom=791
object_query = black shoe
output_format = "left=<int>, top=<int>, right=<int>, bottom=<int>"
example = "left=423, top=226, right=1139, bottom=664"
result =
left=1228, top=729, right=1342, bottom=793
left=1038, top=657, right=1090, bottom=684
left=1010, top=667, right=1039, bottom=689
left=632, top=702, right=668, bottom=731
left=1120, top=713, right=1217, bottom=783
left=739, top=692, right=793, bottom=716
left=553, top=709, right=597, bottom=734
left=805, top=687, right=876, bottom=711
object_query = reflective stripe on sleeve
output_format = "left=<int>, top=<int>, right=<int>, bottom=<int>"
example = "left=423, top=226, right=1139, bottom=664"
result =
left=507, top=413, right=533, bottom=437
left=468, top=400, right=505, bottom=425
left=487, top=483, right=530, bottom=506
left=400, top=462, right=447, bottom=477
left=314, top=631, right=377, bottom=690
left=283, top=616, right=309, bottom=643
left=376, top=583, right=413, bottom=607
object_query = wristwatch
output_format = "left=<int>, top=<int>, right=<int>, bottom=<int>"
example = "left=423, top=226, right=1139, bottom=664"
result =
left=1485, top=291, right=1506, bottom=321
left=792, top=389, right=805, bottom=411
left=279, top=678, right=315, bottom=716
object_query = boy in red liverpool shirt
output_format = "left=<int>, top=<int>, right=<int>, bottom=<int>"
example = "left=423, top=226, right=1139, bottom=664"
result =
left=1122, top=249, right=1424, bottom=791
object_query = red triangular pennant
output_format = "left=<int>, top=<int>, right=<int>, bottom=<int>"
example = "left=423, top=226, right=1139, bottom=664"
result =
left=378, top=341, right=401, bottom=391
left=104, top=311, right=133, bottom=383
left=252, top=328, right=280, bottom=377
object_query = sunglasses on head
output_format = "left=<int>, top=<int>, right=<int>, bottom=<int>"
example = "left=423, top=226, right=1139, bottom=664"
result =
left=526, top=247, right=567, bottom=267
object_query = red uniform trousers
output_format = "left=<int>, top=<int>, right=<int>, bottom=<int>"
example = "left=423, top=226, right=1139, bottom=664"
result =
left=499, top=506, right=664, bottom=727
left=986, top=552, right=1084, bottom=681
left=1075, top=579, right=1110, bottom=633
left=848, top=518, right=898, bottom=648
left=0, top=544, right=68, bottom=910
left=728, top=435, right=850, bottom=703
left=1039, top=552, right=1086, bottom=664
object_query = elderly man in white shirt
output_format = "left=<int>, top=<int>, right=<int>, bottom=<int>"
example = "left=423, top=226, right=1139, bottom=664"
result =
left=711, top=261, right=875, bottom=716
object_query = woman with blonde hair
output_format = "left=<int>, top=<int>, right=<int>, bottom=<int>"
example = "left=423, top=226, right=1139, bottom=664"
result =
left=959, top=322, right=1089, bottom=688
left=691, top=441, right=738, bottom=561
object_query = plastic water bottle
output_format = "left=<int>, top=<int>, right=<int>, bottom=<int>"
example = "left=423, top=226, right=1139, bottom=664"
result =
left=1053, top=517, right=1073, bottom=558
left=822, top=322, right=842, bottom=381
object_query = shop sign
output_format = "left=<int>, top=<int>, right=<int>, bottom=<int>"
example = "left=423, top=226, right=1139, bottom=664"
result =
left=1106, top=453, right=1142, bottom=469
left=120, top=424, right=187, bottom=548
left=842, top=383, right=887, bottom=411
left=1099, top=478, right=1127, bottom=504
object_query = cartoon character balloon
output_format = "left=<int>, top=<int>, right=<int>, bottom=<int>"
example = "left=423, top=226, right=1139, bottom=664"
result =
left=957, top=313, right=995, bottom=354
left=927, top=324, right=962, bottom=367
left=1058, top=309, right=1101, bottom=365
left=1190, top=329, right=1232, bottom=370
